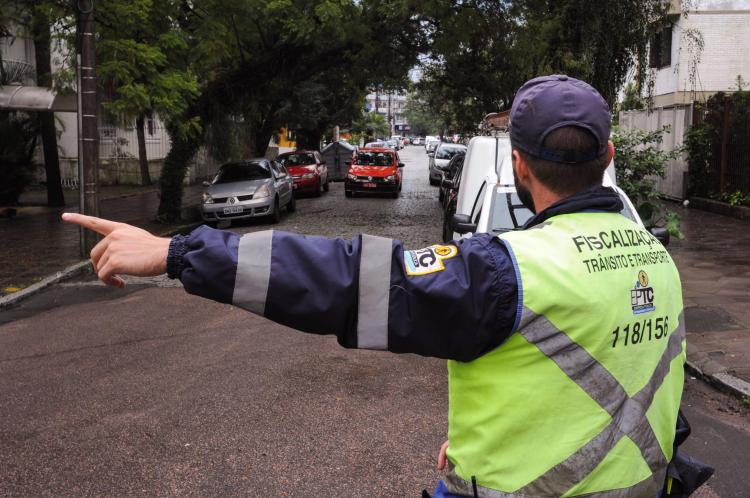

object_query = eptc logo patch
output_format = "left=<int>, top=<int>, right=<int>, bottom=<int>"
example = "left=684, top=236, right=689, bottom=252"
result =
left=404, top=244, right=458, bottom=276
left=631, top=270, right=656, bottom=314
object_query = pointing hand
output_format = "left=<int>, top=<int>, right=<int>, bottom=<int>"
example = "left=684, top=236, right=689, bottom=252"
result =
left=62, top=213, right=171, bottom=287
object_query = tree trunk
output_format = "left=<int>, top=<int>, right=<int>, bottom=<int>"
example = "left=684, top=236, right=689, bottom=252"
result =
left=135, top=114, right=152, bottom=186
left=157, top=127, right=201, bottom=223
left=32, top=10, right=65, bottom=207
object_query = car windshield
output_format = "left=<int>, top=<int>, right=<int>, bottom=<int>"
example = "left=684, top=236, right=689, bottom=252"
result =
left=213, top=162, right=271, bottom=183
left=356, top=152, right=393, bottom=166
left=436, top=146, right=466, bottom=160
left=280, top=153, right=315, bottom=166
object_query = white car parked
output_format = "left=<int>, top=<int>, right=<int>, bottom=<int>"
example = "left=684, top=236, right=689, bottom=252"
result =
left=447, top=135, right=668, bottom=243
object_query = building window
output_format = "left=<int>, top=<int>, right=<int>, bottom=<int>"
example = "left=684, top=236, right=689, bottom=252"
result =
left=147, top=117, right=156, bottom=136
left=649, top=25, right=672, bottom=69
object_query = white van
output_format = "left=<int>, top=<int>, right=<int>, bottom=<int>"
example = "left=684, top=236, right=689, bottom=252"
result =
left=449, top=136, right=658, bottom=241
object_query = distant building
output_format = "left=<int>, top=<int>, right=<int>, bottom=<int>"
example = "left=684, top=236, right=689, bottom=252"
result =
left=619, top=0, right=750, bottom=199
left=364, top=89, right=410, bottom=136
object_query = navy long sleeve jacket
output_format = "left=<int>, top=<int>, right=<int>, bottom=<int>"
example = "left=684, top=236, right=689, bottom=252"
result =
left=166, top=187, right=623, bottom=362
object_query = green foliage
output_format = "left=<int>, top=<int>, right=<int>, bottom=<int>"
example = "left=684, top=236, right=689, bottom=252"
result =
left=684, top=121, right=717, bottom=197
left=716, top=191, right=750, bottom=207
left=0, top=112, right=38, bottom=205
left=611, top=126, right=684, bottom=238
left=349, top=111, right=389, bottom=145
left=97, top=0, right=199, bottom=127
left=619, top=82, right=644, bottom=113
left=417, top=0, right=671, bottom=133
left=403, top=94, right=443, bottom=136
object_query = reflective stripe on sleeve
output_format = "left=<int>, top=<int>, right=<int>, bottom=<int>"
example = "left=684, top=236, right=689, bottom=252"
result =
left=357, top=234, right=392, bottom=350
left=232, top=230, right=273, bottom=315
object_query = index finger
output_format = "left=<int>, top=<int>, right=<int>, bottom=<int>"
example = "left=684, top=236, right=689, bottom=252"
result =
left=61, top=213, right=121, bottom=236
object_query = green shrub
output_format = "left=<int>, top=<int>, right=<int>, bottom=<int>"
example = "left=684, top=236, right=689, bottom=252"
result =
left=611, top=126, right=684, bottom=239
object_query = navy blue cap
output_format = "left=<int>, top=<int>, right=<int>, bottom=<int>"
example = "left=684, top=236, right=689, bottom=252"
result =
left=509, top=75, right=611, bottom=163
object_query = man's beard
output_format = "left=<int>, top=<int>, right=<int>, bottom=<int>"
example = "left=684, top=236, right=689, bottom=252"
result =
left=513, top=167, right=536, bottom=213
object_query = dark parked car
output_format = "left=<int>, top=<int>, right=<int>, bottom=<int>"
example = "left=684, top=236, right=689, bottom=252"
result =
left=441, top=154, right=465, bottom=242
left=438, top=152, right=466, bottom=205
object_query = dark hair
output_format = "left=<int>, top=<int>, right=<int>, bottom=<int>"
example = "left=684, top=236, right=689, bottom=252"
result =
left=514, top=126, right=609, bottom=195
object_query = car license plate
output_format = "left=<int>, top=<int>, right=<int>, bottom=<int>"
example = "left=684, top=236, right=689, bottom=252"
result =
left=364, top=182, right=377, bottom=188
left=223, top=206, right=243, bottom=214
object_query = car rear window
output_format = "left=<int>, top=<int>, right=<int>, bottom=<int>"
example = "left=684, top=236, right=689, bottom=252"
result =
left=214, top=162, right=271, bottom=183
left=280, top=153, right=315, bottom=166
left=356, top=152, right=394, bottom=166
left=436, top=145, right=466, bottom=160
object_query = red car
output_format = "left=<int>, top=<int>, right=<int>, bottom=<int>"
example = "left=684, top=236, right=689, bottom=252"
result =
left=277, top=150, right=329, bottom=196
left=345, top=147, right=404, bottom=198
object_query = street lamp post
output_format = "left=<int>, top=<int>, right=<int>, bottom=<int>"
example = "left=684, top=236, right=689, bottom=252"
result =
left=75, top=0, right=99, bottom=257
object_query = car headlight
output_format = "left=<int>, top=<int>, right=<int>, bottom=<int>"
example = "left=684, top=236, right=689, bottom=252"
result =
left=202, top=192, right=213, bottom=204
left=254, top=183, right=271, bottom=199
left=302, top=173, right=317, bottom=179
left=385, top=175, right=395, bottom=182
left=347, top=173, right=357, bottom=181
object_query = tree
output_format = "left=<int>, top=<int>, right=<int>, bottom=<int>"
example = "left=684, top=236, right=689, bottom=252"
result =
left=3, top=1, right=67, bottom=206
left=417, top=0, right=672, bottom=133
left=97, top=0, right=199, bottom=186
left=154, top=0, right=425, bottom=221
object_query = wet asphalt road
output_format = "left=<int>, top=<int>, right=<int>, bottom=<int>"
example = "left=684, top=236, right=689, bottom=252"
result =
left=1, top=146, right=748, bottom=497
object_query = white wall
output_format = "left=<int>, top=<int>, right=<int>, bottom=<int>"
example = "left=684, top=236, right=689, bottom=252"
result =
left=677, top=10, right=750, bottom=92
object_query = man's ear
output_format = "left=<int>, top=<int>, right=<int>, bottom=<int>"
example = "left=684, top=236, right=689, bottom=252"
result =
left=512, top=149, right=531, bottom=182
left=607, top=140, right=615, bottom=164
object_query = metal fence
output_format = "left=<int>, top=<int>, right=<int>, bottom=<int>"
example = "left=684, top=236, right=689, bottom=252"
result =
left=98, top=118, right=171, bottom=161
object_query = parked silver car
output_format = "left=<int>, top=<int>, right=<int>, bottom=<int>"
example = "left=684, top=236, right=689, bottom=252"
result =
left=429, top=142, right=467, bottom=185
left=201, top=159, right=295, bottom=225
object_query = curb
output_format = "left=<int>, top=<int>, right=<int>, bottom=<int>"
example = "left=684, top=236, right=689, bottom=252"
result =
left=0, top=220, right=202, bottom=310
left=0, top=260, right=92, bottom=310
left=685, top=360, right=750, bottom=400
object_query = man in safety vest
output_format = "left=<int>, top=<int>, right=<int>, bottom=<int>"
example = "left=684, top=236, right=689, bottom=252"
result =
left=63, top=75, right=685, bottom=497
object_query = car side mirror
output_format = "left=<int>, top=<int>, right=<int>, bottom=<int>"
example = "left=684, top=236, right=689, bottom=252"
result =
left=451, top=213, right=477, bottom=234
left=427, top=151, right=434, bottom=157
left=398, top=162, right=405, bottom=168
left=202, top=181, right=211, bottom=187
left=650, top=227, right=670, bottom=246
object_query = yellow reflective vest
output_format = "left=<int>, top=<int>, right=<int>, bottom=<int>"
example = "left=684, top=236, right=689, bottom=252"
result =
left=445, top=212, right=685, bottom=497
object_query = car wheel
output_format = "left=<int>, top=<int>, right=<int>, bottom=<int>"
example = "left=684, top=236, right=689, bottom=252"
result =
left=429, top=177, right=439, bottom=186
left=323, top=178, right=330, bottom=192
left=287, top=193, right=296, bottom=213
left=391, top=191, right=399, bottom=199
left=270, top=197, right=281, bottom=224
left=345, top=190, right=353, bottom=198
left=439, top=188, right=445, bottom=202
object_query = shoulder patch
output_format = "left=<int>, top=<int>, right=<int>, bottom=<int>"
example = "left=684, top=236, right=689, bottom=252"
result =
left=404, top=244, right=458, bottom=276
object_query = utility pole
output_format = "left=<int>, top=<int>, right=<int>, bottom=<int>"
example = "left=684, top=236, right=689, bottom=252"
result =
left=387, top=91, right=392, bottom=137
left=75, top=0, right=99, bottom=256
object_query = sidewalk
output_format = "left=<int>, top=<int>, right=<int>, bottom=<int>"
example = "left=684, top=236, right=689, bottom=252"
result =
left=0, top=184, right=203, bottom=295
left=667, top=203, right=750, bottom=391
